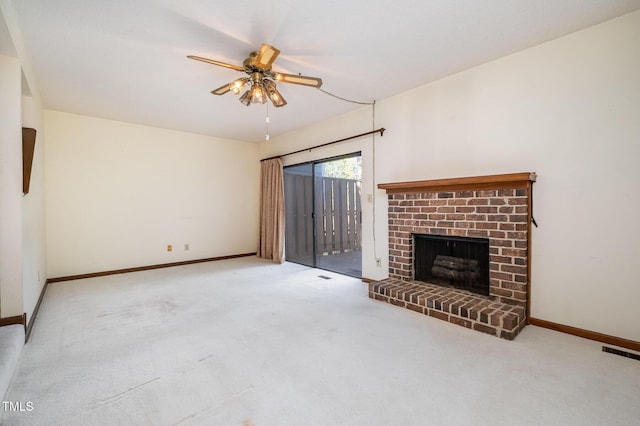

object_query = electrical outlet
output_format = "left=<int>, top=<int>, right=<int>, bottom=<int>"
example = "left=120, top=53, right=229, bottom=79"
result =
left=184, top=243, right=189, bottom=251
left=376, top=258, right=382, bottom=267
left=167, top=244, right=172, bottom=252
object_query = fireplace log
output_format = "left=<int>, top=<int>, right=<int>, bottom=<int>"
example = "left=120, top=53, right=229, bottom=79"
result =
left=432, top=255, right=479, bottom=282
left=433, top=255, right=479, bottom=272
left=431, top=266, right=479, bottom=282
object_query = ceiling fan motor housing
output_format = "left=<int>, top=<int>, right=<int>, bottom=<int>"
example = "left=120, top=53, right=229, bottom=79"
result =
left=243, top=51, right=267, bottom=72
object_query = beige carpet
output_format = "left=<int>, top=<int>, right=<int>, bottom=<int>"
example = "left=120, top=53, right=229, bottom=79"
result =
left=0, top=324, right=23, bottom=401
left=2, top=257, right=639, bottom=425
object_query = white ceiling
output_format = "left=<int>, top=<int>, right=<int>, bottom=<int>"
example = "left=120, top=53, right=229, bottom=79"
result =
left=8, top=0, right=640, bottom=142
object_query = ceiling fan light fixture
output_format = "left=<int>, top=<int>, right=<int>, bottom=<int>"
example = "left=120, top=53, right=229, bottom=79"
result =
left=249, top=84, right=267, bottom=104
left=239, top=90, right=252, bottom=106
left=263, top=79, right=287, bottom=107
left=230, top=78, right=248, bottom=95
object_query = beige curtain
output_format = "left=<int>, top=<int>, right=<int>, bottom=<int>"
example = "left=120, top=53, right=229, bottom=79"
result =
left=258, top=158, right=285, bottom=263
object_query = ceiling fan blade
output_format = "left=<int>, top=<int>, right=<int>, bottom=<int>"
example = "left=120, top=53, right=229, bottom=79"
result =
left=274, top=72, right=323, bottom=88
left=211, top=77, right=249, bottom=96
left=187, top=55, right=245, bottom=72
left=211, top=83, right=232, bottom=95
left=256, top=44, right=281, bottom=69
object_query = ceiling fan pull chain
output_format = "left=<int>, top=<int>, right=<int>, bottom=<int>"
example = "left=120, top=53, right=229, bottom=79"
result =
left=265, top=102, right=270, bottom=141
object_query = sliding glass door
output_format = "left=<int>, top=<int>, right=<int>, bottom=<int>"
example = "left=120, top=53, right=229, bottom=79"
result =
left=283, top=154, right=362, bottom=277
left=283, top=163, right=314, bottom=267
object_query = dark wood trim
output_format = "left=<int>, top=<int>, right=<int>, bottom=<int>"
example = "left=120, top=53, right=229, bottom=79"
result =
left=0, top=314, right=27, bottom=335
left=378, top=172, right=537, bottom=194
left=529, top=317, right=640, bottom=352
left=361, top=277, right=376, bottom=284
left=25, top=280, right=50, bottom=342
left=22, top=127, right=37, bottom=195
left=261, top=128, right=385, bottom=162
left=0, top=314, right=25, bottom=327
left=48, top=252, right=256, bottom=283
left=526, top=181, right=533, bottom=322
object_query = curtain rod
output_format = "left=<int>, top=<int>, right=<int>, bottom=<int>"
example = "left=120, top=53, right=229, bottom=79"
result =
left=260, top=128, right=385, bottom=162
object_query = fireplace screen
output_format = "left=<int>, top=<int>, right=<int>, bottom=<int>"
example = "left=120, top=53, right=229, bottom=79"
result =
left=414, top=234, right=490, bottom=296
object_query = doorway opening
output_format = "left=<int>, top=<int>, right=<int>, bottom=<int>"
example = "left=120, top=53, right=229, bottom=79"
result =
left=283, top=153, right=362, bottom=277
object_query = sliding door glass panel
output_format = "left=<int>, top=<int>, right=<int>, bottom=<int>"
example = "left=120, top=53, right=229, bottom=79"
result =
left=314, top=156, right=362, bottom=277
left=283, top=163, right=314, bottom=267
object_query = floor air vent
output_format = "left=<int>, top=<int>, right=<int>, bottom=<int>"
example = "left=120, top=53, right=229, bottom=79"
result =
left=602, top=346, right=640, bottom=361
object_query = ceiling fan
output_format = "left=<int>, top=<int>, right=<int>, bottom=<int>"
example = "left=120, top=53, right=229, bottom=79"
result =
left=188, top=44, right=322, bottom=108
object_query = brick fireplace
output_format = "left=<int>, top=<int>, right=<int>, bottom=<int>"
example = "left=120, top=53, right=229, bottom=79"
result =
left=370, top=173, right=536, bottom=340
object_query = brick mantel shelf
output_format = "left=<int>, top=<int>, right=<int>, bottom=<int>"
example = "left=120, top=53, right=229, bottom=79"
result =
left=372, top=172, right=537, bottom=340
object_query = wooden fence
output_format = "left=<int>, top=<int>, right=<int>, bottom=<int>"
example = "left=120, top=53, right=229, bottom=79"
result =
left=284, top=174, right=361, bottom=260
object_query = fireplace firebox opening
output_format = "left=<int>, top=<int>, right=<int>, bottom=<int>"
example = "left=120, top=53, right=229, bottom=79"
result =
left=414, top=234, right=490, bottom=296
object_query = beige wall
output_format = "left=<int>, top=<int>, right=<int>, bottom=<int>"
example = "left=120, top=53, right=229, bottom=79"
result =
left=21, top=93, right=47, bottom=321
left=45, top=111, right=260, bottom=277
left=1, top=0, right=48, bottom=323
left=0, top=54, right=23, bottom=318
left=260, top=11, right=640, bottom=341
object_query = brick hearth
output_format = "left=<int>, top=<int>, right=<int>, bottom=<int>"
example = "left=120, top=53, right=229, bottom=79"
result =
left=369, top=278, right=526, bottom=340
left=373, top=173, right=536, bottom=340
